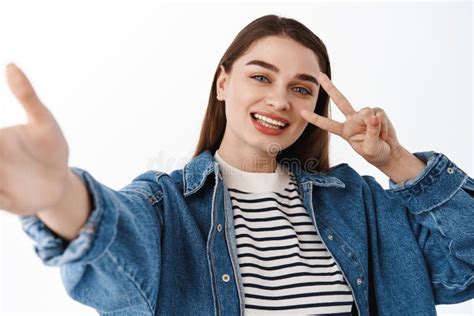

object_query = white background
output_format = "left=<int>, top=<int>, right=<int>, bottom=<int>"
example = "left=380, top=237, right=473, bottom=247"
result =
left=0, top=0, right=472, bottom=315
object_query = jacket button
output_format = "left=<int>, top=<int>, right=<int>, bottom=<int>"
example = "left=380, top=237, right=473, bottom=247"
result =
left=217, top=224, right=222, bottom=232
left=357, top=278, right=363, bottom=285
left=447, top=167, right=454, bottom=174
left=222, top=274, right=230, bottom=282
left=328, top=234, right=334, bottom=240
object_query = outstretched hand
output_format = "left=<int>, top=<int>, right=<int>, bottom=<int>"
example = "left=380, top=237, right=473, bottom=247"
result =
left=0, top=64, right=70, bottom=215
left=301, top=72, right=402, bottom=168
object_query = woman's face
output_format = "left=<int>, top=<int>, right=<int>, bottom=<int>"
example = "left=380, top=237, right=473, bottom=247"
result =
left=216, top=35, right=321, bottom=158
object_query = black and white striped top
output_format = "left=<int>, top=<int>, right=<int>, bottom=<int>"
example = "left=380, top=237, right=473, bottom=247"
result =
left=215, top=151, right=355, bottom=316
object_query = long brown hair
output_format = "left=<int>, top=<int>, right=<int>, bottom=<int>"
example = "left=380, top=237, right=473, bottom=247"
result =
left=193, top=14, right=332, bottom=173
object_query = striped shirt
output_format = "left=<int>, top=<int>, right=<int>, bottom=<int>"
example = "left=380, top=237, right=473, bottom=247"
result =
left=215, top=151, right=355, bottom=316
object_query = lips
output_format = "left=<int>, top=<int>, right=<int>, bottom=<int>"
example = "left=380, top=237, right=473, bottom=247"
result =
left=250, top=112, right=290, bottom=136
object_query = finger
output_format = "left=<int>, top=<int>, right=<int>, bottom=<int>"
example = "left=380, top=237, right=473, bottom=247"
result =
left=6, top=63, right=52, bottom=124
left=374, top=108, right=388, bottom=141
left=365, top=114, right=382, bottom=151
left=317, top=72, right=356, bottom=117
left=359, top=107, right=384, bottom=139
left=359, top=107, right=389, bottom=142
left=370, top=107, right=388, bottom=140
left=301, top=109, right=344, bottom=136
left=358, top=107, right=376, bottom=125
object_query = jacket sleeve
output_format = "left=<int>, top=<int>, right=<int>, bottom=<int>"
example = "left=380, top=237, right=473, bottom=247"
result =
left=384, top=151, right=474, bottom=304
left=19, top=167, right=166, bottom=315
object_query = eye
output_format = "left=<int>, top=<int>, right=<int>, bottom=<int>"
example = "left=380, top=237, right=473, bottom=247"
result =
left=293, top=86, right=312, bottom=96
left=251, top=75, right=270, bottom=83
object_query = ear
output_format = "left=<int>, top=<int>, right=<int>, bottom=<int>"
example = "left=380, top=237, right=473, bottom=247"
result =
left=216, top=65, right=228, bottom=101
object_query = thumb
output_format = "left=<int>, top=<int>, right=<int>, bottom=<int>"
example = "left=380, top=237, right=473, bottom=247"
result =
left=6, top=63, right=53, bottom=125
left=365, top=115, right=382, bottom=149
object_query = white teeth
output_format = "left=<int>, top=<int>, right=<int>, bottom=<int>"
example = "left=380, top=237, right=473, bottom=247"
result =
left=253, top=113, right=287, bottom=127
left=258, top=120, right=280, bottom=129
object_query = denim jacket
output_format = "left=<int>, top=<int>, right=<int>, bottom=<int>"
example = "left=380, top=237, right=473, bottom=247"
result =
left=20, top=150, right=474, bottom=315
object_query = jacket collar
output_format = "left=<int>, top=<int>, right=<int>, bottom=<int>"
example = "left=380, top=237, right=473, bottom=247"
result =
left=183, top=149, right=345, bottom=196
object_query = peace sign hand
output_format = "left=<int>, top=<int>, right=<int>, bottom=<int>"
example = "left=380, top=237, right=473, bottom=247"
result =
left=301, top=73, right=403, bottom=168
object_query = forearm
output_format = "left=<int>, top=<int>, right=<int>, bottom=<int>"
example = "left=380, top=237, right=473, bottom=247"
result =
left=36, top=168, right=92, bottom=242
left=377, top=146, right=427, bottom=185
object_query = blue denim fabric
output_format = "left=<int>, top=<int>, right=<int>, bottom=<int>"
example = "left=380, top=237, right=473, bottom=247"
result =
left=19, top=150, right=474, bottom=315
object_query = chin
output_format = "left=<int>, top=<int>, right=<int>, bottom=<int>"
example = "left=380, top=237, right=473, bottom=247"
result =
left=243, top=130, right=293, bottom=155
left=261, top=140, right=290, bottom=155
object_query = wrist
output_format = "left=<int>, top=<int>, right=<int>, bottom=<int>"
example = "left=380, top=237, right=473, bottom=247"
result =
left=377, top=146, right=426, bottom=184
left=37, top=169, right=76, bottom=216
left=36, top=168, right=92, bottom=241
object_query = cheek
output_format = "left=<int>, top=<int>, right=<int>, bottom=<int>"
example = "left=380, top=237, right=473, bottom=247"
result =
left=224, top=100, right=250, bottom=131
left=293, top=119, right=309, bottom=135
left=226, top=85, right=255, bottom=109
left=293, top=102, right=315, bottom=121
left=233, top=79, right=265, bottom=102
left=290, top=103, right=314, bottom=133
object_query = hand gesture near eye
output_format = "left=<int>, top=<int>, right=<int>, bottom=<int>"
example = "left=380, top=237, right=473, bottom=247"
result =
left=0, top=64, right=71, bottom=216
left=300, top=73, right=403, bottom=168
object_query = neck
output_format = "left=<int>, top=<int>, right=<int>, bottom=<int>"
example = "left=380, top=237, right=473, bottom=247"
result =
left=216, top=147, right=278, bottom=173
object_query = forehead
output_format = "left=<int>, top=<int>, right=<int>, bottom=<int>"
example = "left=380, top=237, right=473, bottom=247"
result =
left=235, top=36, right=321, bottom=73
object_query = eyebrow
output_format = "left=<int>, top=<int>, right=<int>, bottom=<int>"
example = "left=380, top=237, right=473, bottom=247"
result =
left=245, top=59, right=320, bottom=86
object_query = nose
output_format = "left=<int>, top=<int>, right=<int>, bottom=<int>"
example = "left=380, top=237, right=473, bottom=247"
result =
left=264, top=89, right=290, bottom=111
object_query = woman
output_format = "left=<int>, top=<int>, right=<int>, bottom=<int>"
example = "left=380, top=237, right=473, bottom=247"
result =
left=2, top=14, right=473, bottom=316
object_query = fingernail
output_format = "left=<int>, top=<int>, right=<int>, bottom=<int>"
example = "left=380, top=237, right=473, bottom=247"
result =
left=370, top=116, right=379, bottom=126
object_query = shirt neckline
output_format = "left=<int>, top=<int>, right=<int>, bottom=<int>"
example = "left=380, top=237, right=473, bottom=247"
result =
left=214, top=150, right=292, bottom=193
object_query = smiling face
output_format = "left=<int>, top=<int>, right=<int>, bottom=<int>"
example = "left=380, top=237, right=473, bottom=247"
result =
left=216, top=35, right=322, bottom=171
